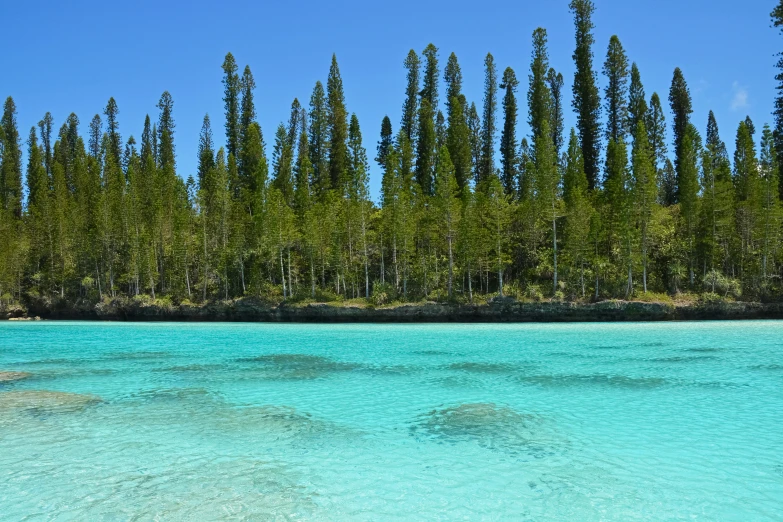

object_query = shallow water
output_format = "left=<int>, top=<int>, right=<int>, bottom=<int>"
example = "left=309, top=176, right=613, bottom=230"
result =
left=1, top=321, right=782, bottom=520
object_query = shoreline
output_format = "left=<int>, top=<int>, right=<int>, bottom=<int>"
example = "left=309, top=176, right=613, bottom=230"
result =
left=4, top=298, right=783, bottom=322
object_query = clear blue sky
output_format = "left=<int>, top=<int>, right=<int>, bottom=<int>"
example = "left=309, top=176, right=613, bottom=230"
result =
left=4, top=0, right=779, bottom=199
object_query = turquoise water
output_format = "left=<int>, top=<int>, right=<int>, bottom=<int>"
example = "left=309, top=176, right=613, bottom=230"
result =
left=1, top=321, right=782, bottom=520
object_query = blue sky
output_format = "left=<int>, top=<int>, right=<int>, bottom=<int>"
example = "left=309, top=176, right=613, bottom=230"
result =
left=3, top=0, right=779, bottom=198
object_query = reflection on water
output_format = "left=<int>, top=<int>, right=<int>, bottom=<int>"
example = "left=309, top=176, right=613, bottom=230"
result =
left=0, top=321, right=782, bottom=520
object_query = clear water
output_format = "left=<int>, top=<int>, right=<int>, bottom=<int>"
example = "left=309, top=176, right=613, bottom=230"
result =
left=1, top=321, right=782, bottom=521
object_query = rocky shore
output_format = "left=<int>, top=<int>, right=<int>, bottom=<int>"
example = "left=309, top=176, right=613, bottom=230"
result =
left=4, top=297, right=783, bottom=322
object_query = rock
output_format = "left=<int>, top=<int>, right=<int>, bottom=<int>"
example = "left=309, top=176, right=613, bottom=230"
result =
left=0, top=371, right=31, bottom=383
left=0, top=390, right=101, bottom=413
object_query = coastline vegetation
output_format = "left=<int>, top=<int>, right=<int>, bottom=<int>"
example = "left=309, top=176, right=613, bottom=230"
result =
left=4, top=1, right=783, bottom=316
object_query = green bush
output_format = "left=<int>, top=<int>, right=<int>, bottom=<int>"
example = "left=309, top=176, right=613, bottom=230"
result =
left=371, top=282, right=396, bottom=307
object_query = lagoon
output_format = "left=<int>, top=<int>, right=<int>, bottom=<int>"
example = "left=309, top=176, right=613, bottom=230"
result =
left=1, top=321, right=782, bottom=520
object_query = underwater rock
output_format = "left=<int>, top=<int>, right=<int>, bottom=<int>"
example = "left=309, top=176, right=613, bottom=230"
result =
left=0, top=371, right=31, bottom=383
left=235, top=354, right=359, bottom=380
left=409, top=403, right=555, bottom=456
left=0, top=390, right=101, bottom=413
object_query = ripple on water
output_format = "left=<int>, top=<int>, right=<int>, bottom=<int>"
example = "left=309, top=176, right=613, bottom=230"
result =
left=447, top=362, right=523, bottom=374
left=409, top=403, right=558, bottom=457
left=234, top=353, right=360, bottom=380
left=104, top=351, right=172, bottom=361
left=648, top=355, right=719, bottom=363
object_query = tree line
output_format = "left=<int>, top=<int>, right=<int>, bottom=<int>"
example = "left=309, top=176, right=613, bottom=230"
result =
left=3, top=0, right=783, bottom=306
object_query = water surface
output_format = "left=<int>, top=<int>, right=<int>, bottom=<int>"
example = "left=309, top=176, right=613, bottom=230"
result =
left=1, top=321, right=782, bottom=520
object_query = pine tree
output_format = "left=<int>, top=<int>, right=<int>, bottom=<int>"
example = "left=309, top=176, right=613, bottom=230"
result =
left=222, top=53, right=241, bottom=159
left=669, top=67, right=693, bottom=202
left=563, top=129, right=592, bottom=297
left=433, top=145, right=461, bottom=298
left=479, top=53, right=498, bottom=183
left=271, top=122, right=293, bottom=205
left=1, top=97, right=22, bottom=218
left=38, top=112, right=54, bottom=177
left=547, top=68, right=565, bottom=159
left=415, top=99, right=436, bottom=195
left=420, top=44, right=439, bottom=111
left=569, top=0, right=602, bottom=190
left=197, top=115, right=216, bottom=187
left=238, top=64, right=257, bottom=187
left=401, top=50, right=420, bottom=143
left=88, top=114, right=102, bottom=159
left=157, top=92, right=176, bottom=171
left=759, top=124, right=780, bottom=285
left=376, top=115, right=393, bottom=168
left=771, top=2, right=783, bottom=199
left=646, top=92, right=668, bottom=203
left=468, top=102, right=482, bottom=182
left=308, top=81, right=329, bottom=195
left=500, top=67, right=519, bottom=195
left=603, top=35, right=630, bottom=143
left=327, top=54, right=348, bottom=192
left=700, top=111, right=734, bottom=282
left=528, top=28, right=552, bottom=153
left=534, top=121, right=562, bottom=295
left=104, top=97, right=122, bottom=166
left=447, top=95, right=472, bottom=191
left=628, top=63, right=648, bottom=138
left=347, top=114, right=372, bottom=297
left=604, top=137, right=633, bottom=296
left=631, top=122, right=658, bottom=293
left=680, top=123, right=701, bottom=286
left=444, top=53, right=463, bottom=117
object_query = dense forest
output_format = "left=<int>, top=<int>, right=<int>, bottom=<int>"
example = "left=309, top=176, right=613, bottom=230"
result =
left=3, top=1, right=783, bottom=309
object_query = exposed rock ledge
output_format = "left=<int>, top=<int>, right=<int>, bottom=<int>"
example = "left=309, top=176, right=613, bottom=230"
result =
left=7, top=297, right=783, bottom=322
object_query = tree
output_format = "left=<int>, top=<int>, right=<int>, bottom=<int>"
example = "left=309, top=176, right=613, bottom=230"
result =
left=88, top=114, right=102, bottom=159
left=238, top=64, right=257, bottom=188
left=603, top=35, right=630, bottom=143
left=547, top=68, right=565, bottom=159
left=627, top=64, right=647, bottom=141
left=700, top=111, right=734, bottom=282
left=197, top=115, right=216, bottom=187
left=479, top=53, right=498, bottom=183
left=759, top=124, right=780, bottom=285
left=327, top=54, right=348, bottom=192
left=680, top=123, right=702, bottom=286
left=222, top=53, right=241, bottom=158
left=631, top=122, right=658, bottom=293
left=376, top=115, right=393, bottom=168
left=420, top=44, right=439, bottom=111
left=528, top=28, right=551, bottom=153
left=433, top=146, right=461, bottom=298
left=444, top=53, right=463, bottom=117
left=1, top=97, right=22, bottom=218
left=468, top=102, right=482, bottom=182
left=646, top=92, right=668, bottom=203
left=415, top=98, right=436, bottom=195
left=563, top=129, right=592, bottom=297
left=104, top=97, right=122, bottom=166
left=569, top=0, right=602, bottom=190
left=447, top=95, right=472, bottom=191
left=535, top=121, right=562, bottom=295
left=401, top=50, right=420, bottom=143
left=771, top=2, right=783, bottom=199
left=669, top=67, right=693, bottom=202
left=499, top=67, right=519, bottom=195
left=309, top=81, right=329, bottom=195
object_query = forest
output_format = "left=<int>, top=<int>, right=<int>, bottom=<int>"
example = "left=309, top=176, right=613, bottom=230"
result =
left=3, top=0, right=783, bottom=310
